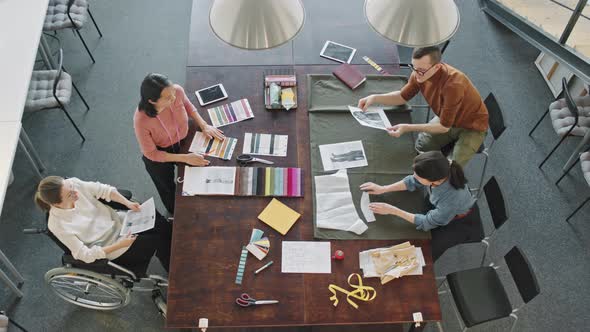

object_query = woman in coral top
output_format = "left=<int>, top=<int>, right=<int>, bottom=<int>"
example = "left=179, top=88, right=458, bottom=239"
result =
left=134, top=73, right=224, bottom=214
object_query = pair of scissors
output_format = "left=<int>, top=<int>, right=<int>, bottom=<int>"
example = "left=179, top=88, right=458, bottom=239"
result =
left=235, top=293, right=279, bottom=307
left=237, top=154, right=274, bottom=166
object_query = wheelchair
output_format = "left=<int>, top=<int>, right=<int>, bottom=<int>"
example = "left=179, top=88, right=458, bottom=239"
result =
left=23, top=189, right=168, bottom=317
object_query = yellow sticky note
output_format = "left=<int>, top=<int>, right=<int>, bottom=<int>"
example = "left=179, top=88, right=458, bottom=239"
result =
left=258, top=198, right=301, bottom=235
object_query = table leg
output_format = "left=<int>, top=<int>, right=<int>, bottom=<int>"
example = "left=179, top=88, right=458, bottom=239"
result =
left=18, top=139, right=43, bottom=179
left=0, top=250, right=24, bottom=299
left=19, top=128, right=46, bottom=172
left=39, top=34, right=56, bottom=69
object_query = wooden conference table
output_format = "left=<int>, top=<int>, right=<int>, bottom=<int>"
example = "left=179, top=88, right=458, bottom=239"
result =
left=166, top=65, right=441, bottom=330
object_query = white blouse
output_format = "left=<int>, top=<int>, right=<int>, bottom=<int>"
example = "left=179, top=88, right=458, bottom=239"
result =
left=48, top=178, right=129, bottom=263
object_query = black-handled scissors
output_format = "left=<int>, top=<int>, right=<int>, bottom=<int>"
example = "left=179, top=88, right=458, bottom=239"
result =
left=237, top=154, right=274, bottom=166
left=235, top=293, right=279, bottom=307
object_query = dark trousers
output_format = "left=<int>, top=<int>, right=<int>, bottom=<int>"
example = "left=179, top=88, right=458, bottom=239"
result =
left=142, top=140, right=185, bottom=215
left=113, top=212, right=172, bottom=277
left=143, top=156, right=177, bottom=214
left=431, top=204, right=484, bottom=262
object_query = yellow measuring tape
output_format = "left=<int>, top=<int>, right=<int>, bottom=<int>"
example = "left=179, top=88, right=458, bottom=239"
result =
left=328, top=273, right=377, bottom=309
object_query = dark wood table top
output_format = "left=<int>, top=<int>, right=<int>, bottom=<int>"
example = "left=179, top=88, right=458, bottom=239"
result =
left=166, top=65, right=441, bottom=329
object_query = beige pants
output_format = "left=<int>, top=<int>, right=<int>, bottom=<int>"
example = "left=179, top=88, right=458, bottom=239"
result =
left=415, top=117, right=487, bottom=167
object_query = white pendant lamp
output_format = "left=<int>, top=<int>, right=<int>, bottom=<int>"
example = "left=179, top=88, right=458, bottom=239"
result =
left=209, top=0, right=305, bottom=50
left=364, top=0, right=460, bottom=47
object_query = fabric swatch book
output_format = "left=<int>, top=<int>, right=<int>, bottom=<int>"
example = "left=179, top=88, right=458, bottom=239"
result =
left=207, top=99, right=254, bottom=128
left=189, top=132, right=238, bottom=160
left=258, top=198, right=301, bottom=235
left=182, top=166, right=303, bottom=197
left=332, top=63, right=366, bottom=90
left=243, top=133, right=288, bottom=157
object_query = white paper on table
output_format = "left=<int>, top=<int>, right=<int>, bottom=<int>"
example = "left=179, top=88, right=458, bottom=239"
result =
left=348, top=106, right=392, bottom=131
left=281, top=241, right=331, bottom=273
left=319, top=140, right=368, bottom=172
left=181, top=166, right=236, bottom=196
left=360, top=191, right=376, bottom=222
left=314, top=169, right=368, bottom=235
left=359, top=246, right=425, bottom=278
left=120, top=198, right=156, bottom=235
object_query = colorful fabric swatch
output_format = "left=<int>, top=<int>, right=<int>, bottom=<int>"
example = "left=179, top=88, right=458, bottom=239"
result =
left=236, top=167, right=303, bottom=197
left=207, top=99, right=254, bottom=128
left=182, top=166, right=303, bottom=197
left=243, top=133, right=288, bottom=157
left=189, top=132, right=237, bottom=160
left=235, top=246, right=248, bottom=284
left=265, top=75, right=296, bottom=87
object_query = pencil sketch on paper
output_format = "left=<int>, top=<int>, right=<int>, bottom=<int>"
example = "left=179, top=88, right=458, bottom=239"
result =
left=319, top=140, right=368, bottom=171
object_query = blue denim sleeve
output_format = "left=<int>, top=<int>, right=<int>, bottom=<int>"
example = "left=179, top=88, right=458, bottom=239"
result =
left=414, top=201, right=457, bottom=231
left=403, top=175, right=423, bottom=192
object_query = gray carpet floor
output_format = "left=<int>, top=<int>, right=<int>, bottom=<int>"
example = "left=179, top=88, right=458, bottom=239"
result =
left=1, top=0, right=589, bottom=331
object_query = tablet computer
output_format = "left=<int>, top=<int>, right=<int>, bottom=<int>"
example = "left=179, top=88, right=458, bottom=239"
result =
left=195, top=84, right=228, bottom=106
left=320, top=40, right=356, bottom=64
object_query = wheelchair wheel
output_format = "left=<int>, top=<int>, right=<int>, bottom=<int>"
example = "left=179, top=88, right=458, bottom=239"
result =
left=45, top=267, right=131, bottom=310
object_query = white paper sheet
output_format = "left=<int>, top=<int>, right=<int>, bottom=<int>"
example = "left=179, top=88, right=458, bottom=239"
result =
left=319, top=140, right=368, bottom=171
left=358, top=246, right=425, bottom=278
left=120, top=198, right=156, bottom=235
left=314, top=169, right=368, bottom=235
left=348, top=106, right=392, bottom=130
left=281, top=241, right=331, bottom=273
left=360, top=191, right=376, bottom=222
left=182, top=166, right=236, bottom=196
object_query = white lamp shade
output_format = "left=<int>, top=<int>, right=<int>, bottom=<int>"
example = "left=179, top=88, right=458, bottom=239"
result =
left=209, top=0, right=305, bottom=50
left=365, top=0, right=460, bottom=47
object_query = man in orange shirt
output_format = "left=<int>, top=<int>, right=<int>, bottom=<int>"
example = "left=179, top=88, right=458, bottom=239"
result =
left=358, top=46, right=489, bottom=167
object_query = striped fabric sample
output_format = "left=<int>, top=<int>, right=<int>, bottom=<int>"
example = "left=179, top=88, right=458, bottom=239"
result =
left=235, top=246, right=248, bottom=285
left=207, top=99, right=254, bottom=128
left=242, top=133, right=288, bottom=157
left=189, top=132, right=237, bottom=160
left=236, top=167, right=303, bottom=197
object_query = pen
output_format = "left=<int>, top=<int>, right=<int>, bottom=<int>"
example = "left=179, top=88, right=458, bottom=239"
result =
left=254, top=261, right=274, bottom=275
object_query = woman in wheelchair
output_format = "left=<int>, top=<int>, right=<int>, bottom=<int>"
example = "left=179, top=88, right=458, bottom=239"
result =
left=35, top=176, right=172, bottom=276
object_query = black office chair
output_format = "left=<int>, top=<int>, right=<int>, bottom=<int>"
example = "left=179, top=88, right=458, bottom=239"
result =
left=442, top=94, right=506, bottom=199
left=437, top=246, right=540, bottom=332
left=479, top=176, right=508, bottom=266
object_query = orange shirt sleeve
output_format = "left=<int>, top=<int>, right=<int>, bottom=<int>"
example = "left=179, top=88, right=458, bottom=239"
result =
left=400, top=73, right=420, bottom=102
left=438, top=82, right=464, bottom=128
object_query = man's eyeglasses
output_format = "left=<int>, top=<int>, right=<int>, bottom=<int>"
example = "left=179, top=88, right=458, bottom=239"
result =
left=408, top=63, right=436, bottom=76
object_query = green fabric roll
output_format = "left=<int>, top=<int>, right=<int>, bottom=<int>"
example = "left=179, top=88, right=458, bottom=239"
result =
left=308, top=74, right=430, bottom=240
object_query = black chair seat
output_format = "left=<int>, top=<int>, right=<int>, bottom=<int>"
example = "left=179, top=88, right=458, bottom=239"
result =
left=447, top=266, right=512, bottom=327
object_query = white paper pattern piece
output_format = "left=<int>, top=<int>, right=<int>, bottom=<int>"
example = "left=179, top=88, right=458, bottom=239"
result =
left=348, top=106, right=392, bottom=131
left=360, top=192, right=376, bottom=223
left=182, top=166, right=236, bottom=196
left=314, top=169, right=368, bottom=235
left=319, top=140, right=368, bottom=171
left=120, top=198, right=156, bottom=235
left=242, top=133, right=288, bottom=157
left=359, top=246, right=425, bottom=278
left=281, top=241, right=331, bottom=273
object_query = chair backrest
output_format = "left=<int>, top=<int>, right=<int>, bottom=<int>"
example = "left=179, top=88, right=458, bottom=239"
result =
left=562, top=77, right=579, bottom=122
left=483, top=176, right=508, bottom=230
left=44, top=213, right=72, bottom=255
left=504, top=246, right=540, bottom=304
left=484, top=93, right=506, bottom=141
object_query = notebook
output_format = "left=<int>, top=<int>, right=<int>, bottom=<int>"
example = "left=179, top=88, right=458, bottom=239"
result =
left=332, top=63, right=366, bottom=90
left=257, top=198, right=301, bottom=235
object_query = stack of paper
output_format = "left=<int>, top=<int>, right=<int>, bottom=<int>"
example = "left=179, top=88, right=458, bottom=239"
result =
left=359, top=242, right=425, bottom=284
